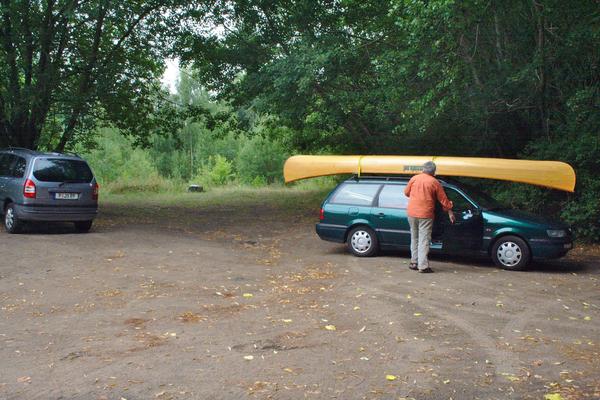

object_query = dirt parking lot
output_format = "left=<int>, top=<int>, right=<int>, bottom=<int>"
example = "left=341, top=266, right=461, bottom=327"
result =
left=1, top=191, right=599, bottom=400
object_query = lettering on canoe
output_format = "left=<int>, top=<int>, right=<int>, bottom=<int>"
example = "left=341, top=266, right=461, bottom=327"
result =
left=403, top=165, right=424, bottom=172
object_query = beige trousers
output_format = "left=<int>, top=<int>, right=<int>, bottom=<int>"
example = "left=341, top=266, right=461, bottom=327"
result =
left=408, top=217, right=433, bottom=270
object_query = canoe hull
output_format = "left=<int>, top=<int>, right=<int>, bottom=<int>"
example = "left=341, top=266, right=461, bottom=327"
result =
left=283, top=155, right=576, bottom=192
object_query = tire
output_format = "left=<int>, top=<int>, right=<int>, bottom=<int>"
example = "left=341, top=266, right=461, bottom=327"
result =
left=74, top=220, right=93, bottom=233
left=346, top=226, right=379, bottom=257
left=491, top=235, right=531, bottom=270
left=4, top=203, right=23, bottom=234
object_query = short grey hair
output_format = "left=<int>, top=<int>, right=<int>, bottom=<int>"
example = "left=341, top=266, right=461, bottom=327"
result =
left=423, top=161, right=436, bottom=175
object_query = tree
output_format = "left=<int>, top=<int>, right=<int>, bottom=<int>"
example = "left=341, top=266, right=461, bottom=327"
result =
left=0, top=0, right=208, bottom=151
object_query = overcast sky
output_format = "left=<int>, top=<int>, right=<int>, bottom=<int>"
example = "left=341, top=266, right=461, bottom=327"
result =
left=161, top=58, right=180, bottom=93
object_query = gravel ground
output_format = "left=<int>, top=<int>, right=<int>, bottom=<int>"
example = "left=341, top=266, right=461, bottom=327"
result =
left=1, top=195, right=599, bottom=400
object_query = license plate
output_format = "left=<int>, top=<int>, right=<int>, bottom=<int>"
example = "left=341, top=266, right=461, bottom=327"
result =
left=55, top=192, right=79, bottom=200
left=564, top=243, right=573, bottom=249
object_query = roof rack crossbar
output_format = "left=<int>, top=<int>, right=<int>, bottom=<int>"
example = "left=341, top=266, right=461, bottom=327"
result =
left=5, top=146, right=35, bottom=152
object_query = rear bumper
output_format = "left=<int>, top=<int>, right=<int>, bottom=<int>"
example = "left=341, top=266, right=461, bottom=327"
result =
left=13, top=203, right=98, bottom=222
left=530, top=238, right=573, bottom=259
left=316, top=223, right=346, bottom=243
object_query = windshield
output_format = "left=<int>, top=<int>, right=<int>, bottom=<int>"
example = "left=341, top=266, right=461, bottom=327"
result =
left=457, top=182, right=505, bottom=210
left=33, top=158, right=94, bottom=183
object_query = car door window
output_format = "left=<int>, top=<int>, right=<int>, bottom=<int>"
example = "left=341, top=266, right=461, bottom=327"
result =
left=0, top=154, right=11, bottom=177
left=330, top=183, right=381, bottom=206
left=378, top=184, right=408, bottom=209
left=11, top=156, right=26, bottom=178
left=445, top=188, right=475, bottom=211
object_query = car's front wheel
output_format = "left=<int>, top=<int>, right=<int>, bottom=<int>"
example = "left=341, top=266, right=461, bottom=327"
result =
left=4, top=203, right=23, bottom=234
left=347, top=226, right=379, bottom=257
left=491, top=235, right=531, bottom=270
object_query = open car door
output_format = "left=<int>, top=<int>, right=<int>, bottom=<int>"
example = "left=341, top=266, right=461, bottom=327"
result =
left=440, top=187, right=484, bottom=253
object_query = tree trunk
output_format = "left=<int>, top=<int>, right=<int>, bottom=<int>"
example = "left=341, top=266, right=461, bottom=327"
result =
left=56, top=1, right=108, bottom=151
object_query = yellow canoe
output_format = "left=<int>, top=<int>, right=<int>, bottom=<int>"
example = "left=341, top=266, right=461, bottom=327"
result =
left=283, top=155, right=576, bottom=192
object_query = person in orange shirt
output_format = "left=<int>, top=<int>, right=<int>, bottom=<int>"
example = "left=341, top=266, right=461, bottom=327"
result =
left=404, top=161, right=455, bottom=273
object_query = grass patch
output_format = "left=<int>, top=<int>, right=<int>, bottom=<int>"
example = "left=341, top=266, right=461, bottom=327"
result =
left=101, top=182, right=336, bottom=211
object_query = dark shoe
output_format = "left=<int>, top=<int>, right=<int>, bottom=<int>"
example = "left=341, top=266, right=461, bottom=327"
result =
left=409, top=263, right=418, bottom=270
left=418, top=267, right=434, bottom=273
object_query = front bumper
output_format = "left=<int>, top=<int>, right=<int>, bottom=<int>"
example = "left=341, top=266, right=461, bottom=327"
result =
left=529, top=238, right=573, bottom=259
left=14, top=204, right=98, bottom=222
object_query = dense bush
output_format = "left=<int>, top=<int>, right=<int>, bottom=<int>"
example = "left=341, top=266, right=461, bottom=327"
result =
left=236, top=135, right=288, bottom=184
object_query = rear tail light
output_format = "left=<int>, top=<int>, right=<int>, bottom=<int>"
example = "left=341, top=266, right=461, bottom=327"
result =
left=24, top=179, right=36, bottom=198
left=319, top=208, right=325, bottom=221
left=92, top=183, right=99, bottom=201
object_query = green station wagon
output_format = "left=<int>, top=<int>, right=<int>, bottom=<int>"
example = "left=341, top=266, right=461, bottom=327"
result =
left=316, top=177, right=573, bottom=270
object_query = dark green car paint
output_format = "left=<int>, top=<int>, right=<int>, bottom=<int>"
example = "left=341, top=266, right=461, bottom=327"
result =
left=316, top=177, right=572, bottom=263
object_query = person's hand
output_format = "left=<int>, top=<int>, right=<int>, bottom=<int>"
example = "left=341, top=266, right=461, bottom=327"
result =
left=448, top=210, right=456, bottom=224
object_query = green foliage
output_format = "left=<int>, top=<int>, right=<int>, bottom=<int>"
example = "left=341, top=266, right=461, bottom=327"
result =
left=179, top=0, right=600, bottom=241
left=80, top=128, right=176, bottom=193
left=198, top=155, right=235, bottom=186
left=236, top=135, right=288, bottom=184
left=0, top=1, right=205, bottom=150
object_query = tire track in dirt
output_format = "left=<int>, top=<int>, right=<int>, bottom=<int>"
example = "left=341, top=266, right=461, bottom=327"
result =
left=348, top=262, right=525, bottom=378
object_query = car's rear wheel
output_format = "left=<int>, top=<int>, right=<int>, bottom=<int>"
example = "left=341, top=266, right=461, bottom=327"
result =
left=74, top=220, right=93, bottom=233
left=491, top=235, right=531, bottom=270
left=4, top=203, right=23, bottom=234
left=347, top=226, right=379, bottom=257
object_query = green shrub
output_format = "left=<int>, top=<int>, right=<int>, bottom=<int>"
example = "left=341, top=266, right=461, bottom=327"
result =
left=236, top=135, right=288, bottom=184
left=250, top=175, right=268, bottom=187
left=192, top=155, right=235, bottom=187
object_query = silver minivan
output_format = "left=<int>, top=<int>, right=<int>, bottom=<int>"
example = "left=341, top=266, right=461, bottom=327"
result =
left=0, top=148, right=99, bottom=233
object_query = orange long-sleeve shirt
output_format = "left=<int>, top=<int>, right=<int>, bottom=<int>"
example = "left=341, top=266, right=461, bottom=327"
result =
left=404, top=173, right=453, bottom=219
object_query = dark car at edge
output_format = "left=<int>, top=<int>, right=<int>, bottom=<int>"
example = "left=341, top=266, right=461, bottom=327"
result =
left=0, top=148, right=99, bottom=233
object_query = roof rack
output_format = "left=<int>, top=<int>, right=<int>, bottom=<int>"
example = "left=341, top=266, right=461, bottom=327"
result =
left=350, top=174, right=456, bottom=185
left=351, top=175, right=411, bottom=181
left=5, top=146, right=36, bottom=153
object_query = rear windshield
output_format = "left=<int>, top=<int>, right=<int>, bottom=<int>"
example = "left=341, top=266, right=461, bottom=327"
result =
left=33, top=158, right=93, bottom=183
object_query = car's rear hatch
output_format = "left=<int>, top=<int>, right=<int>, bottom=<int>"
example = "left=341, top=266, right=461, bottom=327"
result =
left=28, top=157, right=97, bottom=207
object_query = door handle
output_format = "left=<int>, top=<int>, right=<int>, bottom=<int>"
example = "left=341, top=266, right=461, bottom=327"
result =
left=377, top=212, right=385, bottom=217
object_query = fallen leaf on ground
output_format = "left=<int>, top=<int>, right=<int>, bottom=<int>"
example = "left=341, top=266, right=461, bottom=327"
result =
left=243, top=293, right=253, bottom=298
left=386, top=375, right=397, bottom=381
left=413, top=313, right=422, bottom=317
left=544, top=394, right=564, bottom=400
left=325, top=325, right=336, bottom=331
left=244, top=355, right=254, bottom=360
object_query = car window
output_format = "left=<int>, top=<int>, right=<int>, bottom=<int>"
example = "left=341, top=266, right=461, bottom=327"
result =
left=456, top=182, right=504, bottom=209
left=0, top=154, right=9, bottom=177
left=378, top=184, right=408, bottom=209
left=33, top=158, right=94, bottom=183
left=10, top=156, right=26, bottom=178
left=330, top=183, right=381, bottom=206
left=445, top=188, right=474, bottom=211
